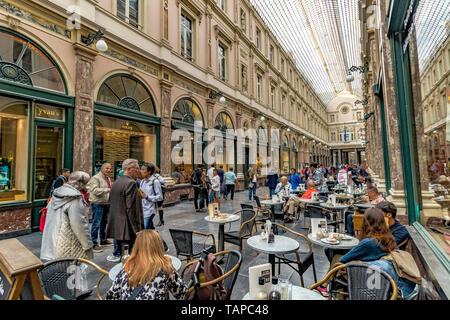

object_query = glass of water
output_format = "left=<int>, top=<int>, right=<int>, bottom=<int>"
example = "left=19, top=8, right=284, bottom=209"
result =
left=278, top=274, right=292, bottom=300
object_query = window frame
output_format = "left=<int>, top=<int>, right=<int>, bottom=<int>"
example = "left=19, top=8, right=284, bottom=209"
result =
left=116, top=0, right=142, bottom=29
left=180, top=11, right=194, bottom=62
left=218, top=42, right=228, bottom=82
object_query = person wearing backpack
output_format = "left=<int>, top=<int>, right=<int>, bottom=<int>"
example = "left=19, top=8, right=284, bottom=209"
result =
left=191, top=164, right=203, bottom=212
left=49, top=168, right=71, bottom=197
left=154, top=166, right=166, bottom=226
left=139, top=163, right=163, bottom=230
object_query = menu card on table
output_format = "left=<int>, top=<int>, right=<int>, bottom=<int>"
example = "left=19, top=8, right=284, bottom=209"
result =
left=311, top=218, right=327, bottom=238
left=208, top=203, right=219, bottom=220
left=249, top=263, right=272, bottom=299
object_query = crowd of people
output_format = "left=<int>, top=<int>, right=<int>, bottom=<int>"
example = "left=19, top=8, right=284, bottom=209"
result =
left=38, top=159, right=419, bottom=300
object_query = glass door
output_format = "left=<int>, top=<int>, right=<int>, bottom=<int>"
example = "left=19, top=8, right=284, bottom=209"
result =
left=34, top=126, right=64, bottom=200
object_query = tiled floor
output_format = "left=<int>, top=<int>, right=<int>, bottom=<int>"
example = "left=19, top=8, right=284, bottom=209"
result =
left=17, top=187, right=333, bottom=300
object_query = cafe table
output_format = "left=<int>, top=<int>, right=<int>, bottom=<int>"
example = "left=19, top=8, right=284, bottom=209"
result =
left=247, top=234, right=299, bottom=276
left=307, top=233, right=359, bottom=250
left=242, top=285, right=326, bottom=300
left=320, top=202, right=349, bottom=233
left=109, top=255, right=182, bottom=281
left=260, top=199, right=285, bottom=223
left=204, top=213, right=241, bottom=255
left=353, top=202, right=376, bottom=213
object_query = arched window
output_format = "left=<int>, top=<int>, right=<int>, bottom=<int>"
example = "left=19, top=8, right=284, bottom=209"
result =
left=282, top=135, right=289, bottom=149
left=172, top=97, right=204, bottom=125
left=97, top=74, right=156, bottom=114
left=0, top=29, right=65, bottom=93
left=214, top=112, right=234, bottom=132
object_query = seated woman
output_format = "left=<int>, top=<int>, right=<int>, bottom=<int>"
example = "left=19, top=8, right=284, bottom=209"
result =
left=318, top=208, right=396, bottom=294
left=274, top=176, right=292, bottom=195
left=106, top=230, right=188, bottom=300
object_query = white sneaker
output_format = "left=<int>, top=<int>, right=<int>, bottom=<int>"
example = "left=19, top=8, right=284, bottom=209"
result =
left=107, top=255, right=120, bottom=263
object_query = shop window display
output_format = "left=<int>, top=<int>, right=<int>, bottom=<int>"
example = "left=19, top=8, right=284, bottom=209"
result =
left=95, top=115, right=157, bottom=182
left=0, top=97, right=28, bottom=203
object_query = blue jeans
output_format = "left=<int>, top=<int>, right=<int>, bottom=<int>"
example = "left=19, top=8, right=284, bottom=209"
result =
left=144, top=214, right=155, bottom=230
left=346, top=211, right=354, bottom=236
left=209, top=190, right=218, bottom=203
left=90, top=204, right=109, bottom=246
left=249, top=183, right=257, bottom=200
left=269, top=188, right=276, bottom=197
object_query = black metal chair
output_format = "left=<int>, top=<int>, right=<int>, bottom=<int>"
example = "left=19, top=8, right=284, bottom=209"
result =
left=309, top=262, right=398, bottom=300
left=255, top=195, right=284, bottom=221
left=38, top=258, right=108, bottom=300
left=223, top=209, right=257, bottom=251
left=169, top=229, right=216, bottom=262
left=274, top=224, right=318, bottom=287
left=181, top=249, right=242, bottom=300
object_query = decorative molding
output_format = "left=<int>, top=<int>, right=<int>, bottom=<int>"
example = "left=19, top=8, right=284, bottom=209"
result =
left=103, top=49, right=159, bottom=77
left=0, top=0, right=71, bottom=39
left=214, top=24, right=233, bottom=48
left=176, top=0, right=203, bottom=24
left=171, top=77, right=204, bottom=96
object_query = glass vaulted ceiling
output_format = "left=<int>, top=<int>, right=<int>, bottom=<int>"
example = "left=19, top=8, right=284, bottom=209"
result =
left=414, top=0, right=450, bottom=75
left=250, top=0, right=363, bottom=106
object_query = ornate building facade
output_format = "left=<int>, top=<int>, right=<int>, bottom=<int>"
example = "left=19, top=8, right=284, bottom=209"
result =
left=0, top=0, right=331, bottom=237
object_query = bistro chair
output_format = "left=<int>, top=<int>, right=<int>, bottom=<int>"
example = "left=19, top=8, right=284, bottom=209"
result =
left=181, top=250, right=242, bottom=300
left=303, top=204, right=331, bottom=231
left=169, top=229, right=216, bottom=262
left=38, top=258, right=109, bottom=300
left=223, top=209, right=257, bottom=252
left=398, top=237, right=410, bottom=251
left=254, top=195, right=272, bottom=217
left=274, top=224, right=318, bottom=287
left=309, top=262, right=398, bottom=300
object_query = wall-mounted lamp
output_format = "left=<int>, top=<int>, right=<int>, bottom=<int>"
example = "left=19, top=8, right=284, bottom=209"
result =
left=209, top=90, right=226, bottom=103
left=81, top=30, right=108, bottom=52
left=254, top=112, right=265, bottom=121
left=364, top=112, right=375, bottom=121
left=281, top=125, right=291, bottom=132
left=346, top=62, right=369, bottom=83
left=354, top=98, right=368, bottom=106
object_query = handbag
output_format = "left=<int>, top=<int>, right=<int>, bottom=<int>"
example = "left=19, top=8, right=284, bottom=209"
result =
left=39, top=207, right=47, bottom=232
left=248, top=182, right=254, bottom=189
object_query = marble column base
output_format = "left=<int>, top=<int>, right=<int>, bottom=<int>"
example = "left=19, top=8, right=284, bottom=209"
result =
left=386, top=188, right=407, bottom=216
left=376, top=179, right=387, bottom=194
left=421, top=190, right=446, bottom=223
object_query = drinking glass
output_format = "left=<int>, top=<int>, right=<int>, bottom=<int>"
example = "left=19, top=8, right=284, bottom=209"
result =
left=278, top=274, right=291, bottom=300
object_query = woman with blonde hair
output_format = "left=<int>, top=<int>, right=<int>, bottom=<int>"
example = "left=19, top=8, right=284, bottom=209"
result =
left=106, top=230, right=187, bottom=300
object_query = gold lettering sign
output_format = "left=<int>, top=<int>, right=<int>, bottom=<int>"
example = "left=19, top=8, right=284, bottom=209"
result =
left=35, top=104, right=64, bottom=121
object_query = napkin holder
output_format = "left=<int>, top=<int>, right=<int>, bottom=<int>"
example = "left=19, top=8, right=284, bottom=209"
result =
left=264, top=220, right=274, bottom=243
left=272, top=195, right=280, bottom=202
left=311, top=192, right=319, bottom=202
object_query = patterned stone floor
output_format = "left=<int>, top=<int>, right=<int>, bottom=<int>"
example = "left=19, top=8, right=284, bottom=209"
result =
left=17, top=186, right=333, bottom=300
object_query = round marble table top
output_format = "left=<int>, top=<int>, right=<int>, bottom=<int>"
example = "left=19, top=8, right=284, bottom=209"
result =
left=247, top=235, right=299, bottom=255
left=320, top=203, right=350, bottom=210
left=261, top=199, right=284, bottom=206
left=109, top=255, right=182, bottom=280
left=204, top=213, right=240, bottom=224
left=299, top=198, right=322, bottom=204
left=242, top=285, right=326, bottom=300
left=307, top=233, right=359, bottom=249
left=353, top=202, right=376, bottom=209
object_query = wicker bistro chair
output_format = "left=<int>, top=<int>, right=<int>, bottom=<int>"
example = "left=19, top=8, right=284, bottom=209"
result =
left=223, top=209, right=257, bottom=252
left=180, top=250, right=242, bottom=300
left=38, top=258, right=109, bottom=300
left=169, top=229, right=217, bottom=262
left=309, top=262, right=398, bottom=300
left=303, top=204, right=335, bottom=232
left=255, top=195, right=285, bottom=222
left=274, top=224, right=318, bottom=287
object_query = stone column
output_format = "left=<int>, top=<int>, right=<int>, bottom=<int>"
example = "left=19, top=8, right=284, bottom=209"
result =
left=409, top=30, right=443, bottom=221
left=159, top=78, right=173, bottom=179
left=73, top=43, right=96, bottom=174
left=235, top=109, right=244, bottom=185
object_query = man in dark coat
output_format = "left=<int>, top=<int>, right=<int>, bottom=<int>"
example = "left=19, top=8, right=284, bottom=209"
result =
left=106, top=158, right=143, bottom=262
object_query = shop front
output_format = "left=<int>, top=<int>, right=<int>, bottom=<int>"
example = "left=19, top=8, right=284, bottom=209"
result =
left=281, top=135, right=290, bottom=174
left=214, top=111, right=236, bottom=173
left=0, top=27, right=74, bottom=236
left=291, top=139, right=298, bottom=172
left=94, top=74, right=160, bottom=181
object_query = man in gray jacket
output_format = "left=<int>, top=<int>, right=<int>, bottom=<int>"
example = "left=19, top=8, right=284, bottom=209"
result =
left=311, top=163, right=328, bottom=193
left=86, top=162, right=113, bottom=253
left=106, top=159, right=144, bottom=262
